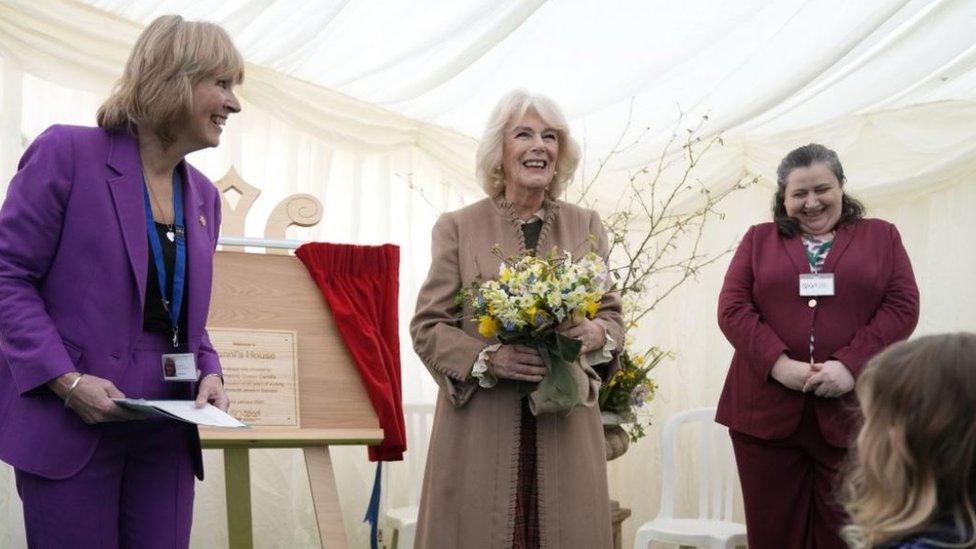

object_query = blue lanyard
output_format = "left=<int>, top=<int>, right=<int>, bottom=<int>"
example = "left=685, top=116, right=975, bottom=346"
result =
left=142, top=170, right=186, bottom=348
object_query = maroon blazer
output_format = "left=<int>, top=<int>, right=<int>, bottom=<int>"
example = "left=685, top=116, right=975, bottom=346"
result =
left=715, top=219, right=919, bottom=447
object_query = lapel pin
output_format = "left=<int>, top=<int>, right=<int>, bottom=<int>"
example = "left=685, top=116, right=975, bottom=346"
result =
left=199, top=215, right=207, bottom=227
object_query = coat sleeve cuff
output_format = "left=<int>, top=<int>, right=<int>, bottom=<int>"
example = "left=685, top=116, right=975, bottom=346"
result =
left=584, top=333, right=616, bottom=366
left=196, top=351, right=222, bottom=378
left=13, top=344, right=79, bottom=396
left=831, top=347, right=867, bottom=377
left=761, top=345, right=788, bottom=381
left=472, top=344, right=501, bottom=388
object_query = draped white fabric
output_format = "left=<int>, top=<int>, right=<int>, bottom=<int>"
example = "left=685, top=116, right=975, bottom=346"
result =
left=1, top=1, right=975, bottom=547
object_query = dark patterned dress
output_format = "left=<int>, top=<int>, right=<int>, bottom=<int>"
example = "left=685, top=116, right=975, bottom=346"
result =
left=511, top=218, right=544, bottom=549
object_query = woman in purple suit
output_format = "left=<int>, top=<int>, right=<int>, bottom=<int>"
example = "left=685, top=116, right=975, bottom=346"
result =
left=0, top=15, right=240, bottom=548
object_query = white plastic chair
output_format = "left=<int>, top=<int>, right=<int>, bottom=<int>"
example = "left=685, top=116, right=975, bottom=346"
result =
left=632, top=407, right=747, bottom=549
left=379, top=402, right=435, bottom=549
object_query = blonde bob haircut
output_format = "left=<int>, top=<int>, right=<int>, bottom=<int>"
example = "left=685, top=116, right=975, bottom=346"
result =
left=842, top=333, right=976, bottom=548
left=475, top=89, right=581, bottom=199
left=97, top=15, right=244, bottom=146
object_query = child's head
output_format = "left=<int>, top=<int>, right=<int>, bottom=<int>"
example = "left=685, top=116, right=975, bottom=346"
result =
left=843, top=332, right=976, bottom=548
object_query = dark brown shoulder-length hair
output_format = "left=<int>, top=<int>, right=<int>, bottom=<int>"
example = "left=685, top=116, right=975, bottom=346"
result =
left=772, top=143, right=865, bottom=237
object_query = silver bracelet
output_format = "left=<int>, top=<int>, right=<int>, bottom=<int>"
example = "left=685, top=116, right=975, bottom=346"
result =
left=62, top=373, right=84, bottom=408
left=200, top=372, right=223, bottom=385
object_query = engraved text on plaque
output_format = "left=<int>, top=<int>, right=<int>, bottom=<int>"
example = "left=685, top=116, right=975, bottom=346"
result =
left=209, top=328, right=300, bottom=427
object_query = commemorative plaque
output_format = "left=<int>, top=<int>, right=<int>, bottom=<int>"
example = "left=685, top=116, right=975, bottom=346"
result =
left=209, top=328, right=300, bottom=427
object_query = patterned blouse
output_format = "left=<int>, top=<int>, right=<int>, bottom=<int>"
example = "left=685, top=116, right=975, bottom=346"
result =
left=802, top=232, right=834, bottom=364
left=802, top=232, right=834, bottom=274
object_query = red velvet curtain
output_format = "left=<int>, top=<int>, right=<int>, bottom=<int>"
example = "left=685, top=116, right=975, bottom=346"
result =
left=296, top=243, right=405, bottom=461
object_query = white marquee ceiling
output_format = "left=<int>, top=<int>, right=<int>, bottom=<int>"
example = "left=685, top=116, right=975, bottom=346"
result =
left=2, top=0, right=975, bottom=210
left=73, top=0, right=976, bottom=167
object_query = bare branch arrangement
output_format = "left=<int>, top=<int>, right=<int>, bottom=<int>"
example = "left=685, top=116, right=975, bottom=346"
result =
left=574, top=109, right=756, bottom=442
left=576, top=111, right=755, bottom=328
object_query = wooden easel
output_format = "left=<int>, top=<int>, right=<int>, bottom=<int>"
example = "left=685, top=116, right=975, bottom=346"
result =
left=201, top=251, right=383, bottom=548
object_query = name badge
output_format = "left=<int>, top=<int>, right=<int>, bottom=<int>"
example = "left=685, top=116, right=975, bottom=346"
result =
left=799, top=273, right=835, bottom=297
left=162, top=353, right=198, bottom=382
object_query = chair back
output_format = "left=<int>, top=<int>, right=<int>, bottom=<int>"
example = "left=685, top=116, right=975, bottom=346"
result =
left=657, top=407, right=738, bottom=522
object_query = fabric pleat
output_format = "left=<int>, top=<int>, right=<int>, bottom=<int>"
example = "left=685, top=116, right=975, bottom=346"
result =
left=296, top=242, right=406, bottom=461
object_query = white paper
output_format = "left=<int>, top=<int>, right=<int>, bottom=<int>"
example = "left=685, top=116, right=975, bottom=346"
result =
left=113, top=399, right=248, bottom=428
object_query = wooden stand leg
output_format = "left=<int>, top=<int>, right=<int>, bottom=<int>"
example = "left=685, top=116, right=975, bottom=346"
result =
left=609, top=499, right=631, bottom=549
left=224, top=448, right=254, bottom=549
left=304, top=446, right=349, bottom=549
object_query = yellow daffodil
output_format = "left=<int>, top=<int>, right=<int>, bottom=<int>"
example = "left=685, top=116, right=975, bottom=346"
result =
left=478, top=315, right=500, bottom=339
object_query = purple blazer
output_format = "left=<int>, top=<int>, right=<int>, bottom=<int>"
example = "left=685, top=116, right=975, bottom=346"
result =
left=715, top=219, right=920, bottom=447
left=0, top=125, right=222, bottom=479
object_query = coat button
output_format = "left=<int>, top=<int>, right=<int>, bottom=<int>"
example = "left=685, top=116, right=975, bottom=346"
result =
left=808, top=298, right=817, bottom=308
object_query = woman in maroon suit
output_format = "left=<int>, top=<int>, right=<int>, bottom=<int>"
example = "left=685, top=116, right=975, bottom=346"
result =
left=716, top=143, right=920, bottom=548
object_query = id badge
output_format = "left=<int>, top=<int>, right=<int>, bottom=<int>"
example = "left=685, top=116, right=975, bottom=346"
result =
left=162, top=353, right=198, bottom=382
left=799, top=273, right=835, bottom=296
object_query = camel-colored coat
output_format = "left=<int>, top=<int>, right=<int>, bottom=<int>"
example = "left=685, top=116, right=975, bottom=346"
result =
left=410, top=196, right=624, bottom=549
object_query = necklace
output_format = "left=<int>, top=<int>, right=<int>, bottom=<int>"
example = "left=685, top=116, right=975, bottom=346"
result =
left=143, top=168, right=175, bottom=242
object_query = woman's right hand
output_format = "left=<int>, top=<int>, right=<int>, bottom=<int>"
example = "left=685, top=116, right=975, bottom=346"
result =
left=488, top=345, right=548, bottom=382
left=770, top=354, right=820, bottom=391
left=48, top=373, right=144, bottom=424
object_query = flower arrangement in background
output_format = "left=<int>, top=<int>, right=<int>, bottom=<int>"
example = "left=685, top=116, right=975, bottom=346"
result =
left=598, top=345, right=670, bottom=442
left=570, top=110, right=756, bottom=443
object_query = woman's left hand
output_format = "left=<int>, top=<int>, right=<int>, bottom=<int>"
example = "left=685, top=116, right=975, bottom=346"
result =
left=802, top=360, right=855, bottom=398
left=196, top=374, right=230, bottom=411
left=557, top=318, right=607, bottom=353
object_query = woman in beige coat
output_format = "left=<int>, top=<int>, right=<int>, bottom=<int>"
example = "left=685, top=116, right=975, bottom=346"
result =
left=410, top=90, right=625, bottom=549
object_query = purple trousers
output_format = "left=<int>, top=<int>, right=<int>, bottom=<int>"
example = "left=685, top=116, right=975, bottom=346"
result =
left=15, top=332, right=197, bottom=549
left=729, top=397, right=848, bottom=549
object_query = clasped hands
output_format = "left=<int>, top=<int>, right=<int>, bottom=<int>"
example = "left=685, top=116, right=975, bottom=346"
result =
left=48, top=371, right=230, bottom=424
left=486, top=318, right=606, bottom=382
left=770, top=354, right=854, bottom=398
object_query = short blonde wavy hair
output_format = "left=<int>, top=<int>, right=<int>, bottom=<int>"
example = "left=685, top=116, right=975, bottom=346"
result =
left=97, top=15, right=244, bottom=146
left=475, top=89, right=581, bottom=199
left=842, top=333, right=976, bottom=548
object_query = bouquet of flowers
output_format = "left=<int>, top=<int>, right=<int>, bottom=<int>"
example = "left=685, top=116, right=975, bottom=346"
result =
left=598, top=345, right=669, bottom=442
left=459, top=246, right=612, bottom=411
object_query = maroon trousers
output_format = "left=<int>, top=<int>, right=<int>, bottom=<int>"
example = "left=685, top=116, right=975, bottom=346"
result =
left=729, top=398, right=848, bottom=549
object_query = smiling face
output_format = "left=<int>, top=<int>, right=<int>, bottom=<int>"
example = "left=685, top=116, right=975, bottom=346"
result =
left=783, top=162, right=844, bottom=236
left=501, top=110, right=559, bottom=196
left=177, top=74, right=241, bottom=150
